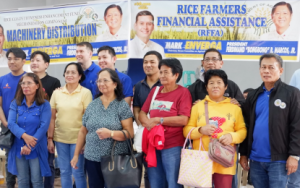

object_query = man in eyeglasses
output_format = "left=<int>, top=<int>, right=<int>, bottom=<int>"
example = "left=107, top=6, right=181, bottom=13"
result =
left=188, top=48, right=244, bottom=105
left=130, top=10, right=165, bottom=58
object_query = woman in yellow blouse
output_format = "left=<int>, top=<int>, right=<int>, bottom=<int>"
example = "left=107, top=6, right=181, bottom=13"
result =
left=47, top=62, right=92, bottom=188
left=183, top=69, right=247, bottom=188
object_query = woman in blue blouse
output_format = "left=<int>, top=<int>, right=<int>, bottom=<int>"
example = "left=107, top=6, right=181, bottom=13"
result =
left=7, top=73, right=51, bottom=188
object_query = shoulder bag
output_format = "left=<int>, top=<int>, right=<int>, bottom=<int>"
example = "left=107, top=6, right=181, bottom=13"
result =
left=101, top=130, right=143, bottom=188
left=205, top=101, right=235, bottom=168
left=0, top=108, right=17, bottom=149
left=133, top=86, right=160, bottom=152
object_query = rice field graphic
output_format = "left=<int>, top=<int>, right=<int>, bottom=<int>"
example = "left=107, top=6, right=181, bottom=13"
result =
left=131, top=3, right=272, bottom=41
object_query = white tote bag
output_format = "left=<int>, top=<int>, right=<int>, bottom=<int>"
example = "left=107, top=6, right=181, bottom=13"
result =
left=133, top=86, right=160, bottom=152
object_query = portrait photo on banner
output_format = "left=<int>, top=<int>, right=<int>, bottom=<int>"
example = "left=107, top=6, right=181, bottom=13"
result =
left=0, top=1, right=130, bottom=67
left=130, top=0, right=300, bottom=61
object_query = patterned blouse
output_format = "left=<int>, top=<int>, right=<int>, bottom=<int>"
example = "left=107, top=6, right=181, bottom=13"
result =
left=83, top=98, right=133, bottom=162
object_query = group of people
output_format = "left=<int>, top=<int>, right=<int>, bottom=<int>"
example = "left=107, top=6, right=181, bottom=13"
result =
left=0, top=36, right=299, bottom=188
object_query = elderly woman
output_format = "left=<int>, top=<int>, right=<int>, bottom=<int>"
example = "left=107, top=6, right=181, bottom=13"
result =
left=47, top=62, right=92, bottom=188
left=71, top=68, right=134, bottom=188
left=7, top=73, right=51, bottom=188
left=183, top=69, right=247, bottom=188
left=138, top=58, right=192, bottom=188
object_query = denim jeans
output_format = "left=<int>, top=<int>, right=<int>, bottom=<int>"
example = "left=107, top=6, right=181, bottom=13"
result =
left=287, top=159, right=300, bottom=188
left=44, top=150, right=55, bottom=188
left=5, top=149, right=16, bottom=188
left=16, top=156, right=43, bottom=188
left=147, top=146, right=183, bottom=188
left=55, top=142, right=86, bottom=188
left=250, top=160, right=288, bottom=188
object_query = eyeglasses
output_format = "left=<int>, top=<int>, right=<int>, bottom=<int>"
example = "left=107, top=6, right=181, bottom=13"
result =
left=20, top=82, right=35, bottom=86
left=203, top=58, right=221, bottom=63
left=95, top=79, right=112, bottom=84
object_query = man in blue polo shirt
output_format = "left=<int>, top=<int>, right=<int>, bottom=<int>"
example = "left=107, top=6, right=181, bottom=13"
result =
left=132, top=51, right=162, bottom=188
left=76, top=42, right=101, bottom=98
left=240, top=53, right=300, bottom=188
left=0, top=48, right=26, bottom=188
left=97, top=45, right=133, bottom=106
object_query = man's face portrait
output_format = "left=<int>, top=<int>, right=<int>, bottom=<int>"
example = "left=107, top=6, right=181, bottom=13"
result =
left=272, top=5, right=292, bottom=31
left=0, top=27, right=5, bottom=48
left=202, top=51, right=223, bottom=72
left=259, top=57, right=283, bottom=84
left=105, top=7, right=122, bottom=30
left=134, top=15, right=154, bottom=39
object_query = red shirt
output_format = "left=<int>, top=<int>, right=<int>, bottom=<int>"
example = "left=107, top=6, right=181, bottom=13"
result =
left=141, top=85, right=192, bottom=149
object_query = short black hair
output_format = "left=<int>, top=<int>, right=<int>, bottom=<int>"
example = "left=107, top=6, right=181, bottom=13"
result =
left=243, top=88, right=254, bottom=94
left=159, top=58, right=183, bottom=83
left=272, top=1, right=292, bottom=15
left=77, top=42, right=93, bottom=52
left=143, top=51, right=162, bottom=62
left=203, top=48, right=222, bottom=60
left=104, top=4, right=123, bottom=17
left=0, top=24, right=4, bottom=34
left=6, top=48, right=26, bottom=59
left=97, top=46, right=116, bottom=57
left=204, top=69, right=228, bottom=87
left=259, top=53, right=283, bottom=68
left=95, top=68, right=124, bottom=101
left=30, top=51, right=50, bottom=64
left=63, top=62, right=86, bottom=83
left=135, top=10, right=154, bottom=23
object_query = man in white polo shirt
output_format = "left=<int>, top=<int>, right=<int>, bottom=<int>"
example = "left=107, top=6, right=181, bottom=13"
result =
left=130, top=10, right=165, bottom=58
left=95, top=4, right=127, bottom=41
left=260, top=1, right=298, bottom=41
left=0, top=24, right=8, bottom=66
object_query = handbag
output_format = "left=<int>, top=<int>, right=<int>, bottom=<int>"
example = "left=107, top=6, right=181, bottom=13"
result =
left=0, top=111, right=17, bottom=149
left=178, top=128, right=213, bottom=187
left=204, top=101, right=235, bottom=168
left=133, top=86, right=160, bottom=152
left=101, top=130, right=143, bottom=188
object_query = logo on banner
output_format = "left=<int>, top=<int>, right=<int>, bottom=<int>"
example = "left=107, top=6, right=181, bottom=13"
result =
left=80, top=7, right=95, bottom=19
left=134, top=2, right=151, bottom=9
left=92, top=13, right=99, bottom=21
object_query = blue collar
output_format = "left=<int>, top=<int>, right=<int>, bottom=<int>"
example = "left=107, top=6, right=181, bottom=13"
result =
left=263, top=86, right=274, bottom=93
left=85, top=62, right=97, bottom=72
left=115, top=68, right=120, bottom=73
left=21, top=98, right=37, bottom=108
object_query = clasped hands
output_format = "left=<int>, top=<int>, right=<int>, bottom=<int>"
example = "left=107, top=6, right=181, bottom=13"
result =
left=142, top=117, right=160, bottom=131
left=20, top=133, right=38, bottom=155
left=199, top=124, right=233, bottom=146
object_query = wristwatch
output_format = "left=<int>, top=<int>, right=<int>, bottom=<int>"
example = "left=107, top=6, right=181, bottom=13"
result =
left=291, top=156, right=300, bottom=161
left=160, top=118, right=164, bottom=125
left=110, top=131, right=114, bottom=138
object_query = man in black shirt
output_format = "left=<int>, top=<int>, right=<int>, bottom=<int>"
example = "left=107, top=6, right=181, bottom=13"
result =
left=188, top=48, right=244, bottom=106
left=133, top=51, right=162, bottom=188
left=30, top=51, right=61, bottom=188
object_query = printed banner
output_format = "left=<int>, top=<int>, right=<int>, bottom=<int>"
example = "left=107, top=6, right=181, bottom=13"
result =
left=0, top=1, right=129, bottom=66
left=130, top=1, right=300, bottom=61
